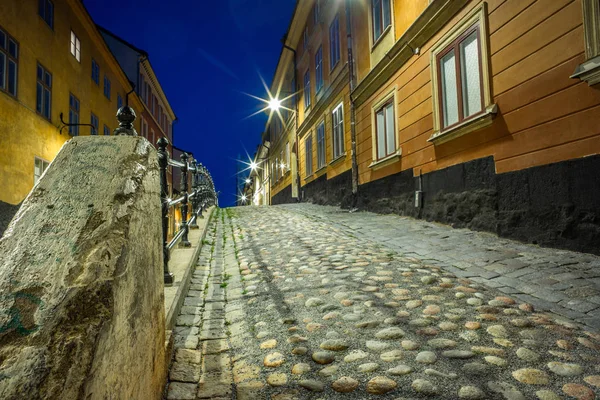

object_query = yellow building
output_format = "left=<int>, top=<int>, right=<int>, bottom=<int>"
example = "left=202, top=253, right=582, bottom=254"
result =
left=0, top=0, right=143, bottom=208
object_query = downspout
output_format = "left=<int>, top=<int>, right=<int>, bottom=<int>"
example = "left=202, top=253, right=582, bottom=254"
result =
left=345, top=0, right=359, bottom=209
left=282, top=40, right=300, bottom=203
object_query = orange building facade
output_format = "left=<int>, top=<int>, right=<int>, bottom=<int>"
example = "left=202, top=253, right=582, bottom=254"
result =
left=258, top=0, right=600, bottom=254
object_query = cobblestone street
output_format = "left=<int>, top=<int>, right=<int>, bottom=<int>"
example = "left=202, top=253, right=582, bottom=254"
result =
left=167, top=205, right=600, bottom=399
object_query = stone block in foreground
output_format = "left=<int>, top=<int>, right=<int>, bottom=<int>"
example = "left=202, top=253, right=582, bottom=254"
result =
left=0, top=137, right=165, bottom=400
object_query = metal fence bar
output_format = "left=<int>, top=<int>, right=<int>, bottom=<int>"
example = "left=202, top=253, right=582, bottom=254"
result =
left=179, top=152, right=191, bottom=248
left=157, top=137, right=174, bottom=285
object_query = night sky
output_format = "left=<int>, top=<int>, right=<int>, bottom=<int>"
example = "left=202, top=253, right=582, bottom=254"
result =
left=85, top=0, right=296, bottom=206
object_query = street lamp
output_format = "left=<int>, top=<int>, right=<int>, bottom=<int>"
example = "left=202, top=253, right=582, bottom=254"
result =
left=269, top=98, right=281, bottom=111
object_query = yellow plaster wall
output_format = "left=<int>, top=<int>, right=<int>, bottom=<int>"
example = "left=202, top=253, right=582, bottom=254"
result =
left=0, top=0, right=142, bottom=205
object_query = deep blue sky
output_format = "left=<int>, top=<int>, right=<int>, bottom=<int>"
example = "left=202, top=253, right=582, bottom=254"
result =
left=85, top=0, right=296, bottom=206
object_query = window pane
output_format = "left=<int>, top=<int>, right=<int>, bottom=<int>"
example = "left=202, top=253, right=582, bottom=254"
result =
left=440, top=50, right=459, bottom=127
left=383, top=0, right=391, bottom=29
left=0, top=53, right=5, bottom=89
left=8, top=40, right=17, bottom=58
left=35, top=158, right=42, bottom=176
left=8, top=60, right=16, bottom=95
left=36, top=83, right=42, bottom=112
left=43, top=89, right=50, bottom=118
left=47, top=1, right=54, bottom=27
left=376, top=110, right=385, bottom=159
left=44, top=71, right=51, bottom=87
left=460, top=31, right=482, bottom=118
left=385, top=103, right=395, bottom=156
left=373, top=2, right=382, bottom=40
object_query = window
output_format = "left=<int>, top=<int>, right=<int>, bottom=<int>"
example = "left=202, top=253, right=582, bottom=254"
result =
left=305, top=135, right=313, bottom=176
left=90, top=113, right=98, bottom=135
left=103, top=124, right=110, bottom=136
left=314, top=1, right=320, bottom=25
left=69, top=93, right=80, bottom=136
left=91, top=59, right=100, bottom=84
left=303, top=70, right=311, bottom=110
left=280, top=150, right=284, bottom=174
left=317, top=121, right=326, bottom=169
left=329, top=14, right=340, bottom=70
left=285, top=142, right=290, bottom=171
left=117, top=94, right=123, bottom=110
left=332, top=102, right=344, bottom=159
left=0, top=27, right=18, bottom=97
left=372, top=0, right=392, bottom=42
left=38, top=0, right=54, bottom=29
left=103, top=75, right=111, bottom=99
left=315, top=46, right=323, bottom=92
left=34, top=157, right=50, bottom=185
left=70, top=31, right=81, bottom=62
left=374, top=99, right=395, bottom=160
left=572, top=0, right=600, bottom=85
left=304, top=25, right=309, bottom=50
left=429, top=4, right=493, bottom=143
left=437, top=24, right=482, bottom=129
left=36, top=64, right=51, bottom=120
left=141, top=118, right=148, bottom=139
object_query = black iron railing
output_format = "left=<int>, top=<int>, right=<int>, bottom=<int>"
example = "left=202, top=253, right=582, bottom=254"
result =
left=157, top=137, right=216, bottom=285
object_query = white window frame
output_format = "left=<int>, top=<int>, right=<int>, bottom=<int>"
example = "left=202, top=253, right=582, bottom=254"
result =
left=331, top=102, right=345, bottom=159
left=305, top=134, right=313, bottom=176
left=571, top=0, right=600, bottom=85
left=34, top=156, right=50, bottom=185
left=285, top=142, right=290, bottom=172
left=70, top=30, right=81, bottom=62
left=371, top=89, right=398, bottom=162
left=428, top=3, right=496, bottom=145
left=315, top=46, right=323, bottom=92
left=316, top=120, right=326, bottom=169
left=304, top=69, right=311, bottom=110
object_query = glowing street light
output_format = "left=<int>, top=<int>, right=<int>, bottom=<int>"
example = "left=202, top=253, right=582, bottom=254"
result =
left=250, top=161, right=258, bottom=171
left=269, top=98, right=281, bottom=111
left=241, top=195, right=247, bottom=202
left=245, top=178, right=251, bottom=184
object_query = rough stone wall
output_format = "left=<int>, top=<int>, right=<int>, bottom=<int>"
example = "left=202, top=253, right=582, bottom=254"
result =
left=301, top=170, right=352, bottom=207
left=0, top=201, right=20, bottom=238
left=271, top=183, right=294, bottom=205
left=341, top=156, right=599, bottom=255
left=0, top=136, right=166, bottom=399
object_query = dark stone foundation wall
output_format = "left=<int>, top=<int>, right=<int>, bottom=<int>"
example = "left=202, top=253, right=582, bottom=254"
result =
left=271, top=184, right=294, bottom=205
left=303, top=155, right=600, bottom=255
left=0, top=201, right=20, bottom=237
left=301, top=170, right=353, bottom=207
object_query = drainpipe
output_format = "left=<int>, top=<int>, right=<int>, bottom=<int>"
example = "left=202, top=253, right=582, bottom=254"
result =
left=345, top=0, right=359, bottom=208
left=282, top=35, right=300, bottom=203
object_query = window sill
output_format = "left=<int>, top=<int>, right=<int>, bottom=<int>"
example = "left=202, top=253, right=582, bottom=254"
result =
left=315, top=165, right=327, bottom=175
left=371, top=25, right=392, bottom=52
left=329, top=153, right=346, bottom=166
left=571, top=55, right=600, bottom=86
left=428, top=104, right=497, bottom=145
left=368, top=148, right=402, bottom=170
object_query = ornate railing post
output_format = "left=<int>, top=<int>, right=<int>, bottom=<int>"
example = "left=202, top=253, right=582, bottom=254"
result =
left=179, top=152, right=191, bottom=247
left=189, top=158, right=200, bottom=228
left=157, top=137, right=174, bottom=285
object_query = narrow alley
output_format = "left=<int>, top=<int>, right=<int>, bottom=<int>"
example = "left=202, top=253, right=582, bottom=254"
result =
left=166, top=205, right=600, bottom=400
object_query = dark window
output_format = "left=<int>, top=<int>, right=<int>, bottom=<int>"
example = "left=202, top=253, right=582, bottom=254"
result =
left=314, top=0, right=320, bottom=25
left=437, top=24, right=483, bottom=129
left=90, top=112, right=98, bottom=135
left=329, top=14, right=340, bottom=70
left=0, top=27, right=18, bottom=97
left=69, top=93, right=80, bottom=135
left=117, top=94, right=123, bottom=110
left=91, top=59, right=99, bottom=84
left=103, top=75, right=111, bottom=99
left=103, top=124, right=110, bottom=136
left=303, top=70, right=310, bottom=110
left=372, top=0, right=392, bottom=42
left=38, top=0, right=54, bottom=29
left=315, top=46, right=323, bottom=92
left=303, top=25, right=309, bottom=51
left=34, top=157, right=50, bottom=185
left=316, top=121, right=326, bottom=168
left=374, top=99, right=395, bottom=160
left=36, top=64, right=51, bottom=120
left=305, top=135, right=313, bottom=176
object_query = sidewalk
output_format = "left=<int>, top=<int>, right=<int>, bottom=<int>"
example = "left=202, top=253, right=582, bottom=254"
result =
left=284, top=203, right=600, bottom=330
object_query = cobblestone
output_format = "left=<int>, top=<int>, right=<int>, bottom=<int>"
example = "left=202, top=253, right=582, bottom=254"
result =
left=165, top=206, right=600, bottom=399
